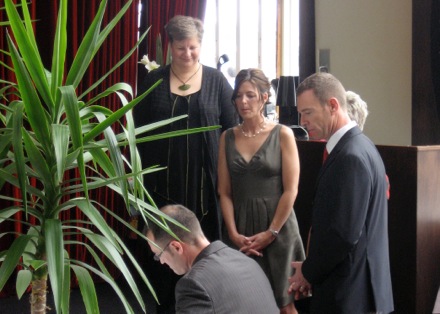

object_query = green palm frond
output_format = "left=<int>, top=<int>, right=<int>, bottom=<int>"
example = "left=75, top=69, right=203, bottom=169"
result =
left=0, top=0, right=221, bottom=313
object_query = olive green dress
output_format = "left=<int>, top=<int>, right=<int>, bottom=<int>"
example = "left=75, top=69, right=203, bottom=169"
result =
left=224, top=124, right=305, bottom=307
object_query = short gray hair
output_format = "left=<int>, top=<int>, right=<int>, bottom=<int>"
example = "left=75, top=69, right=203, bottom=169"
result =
left=346, top=91, right=369, bottom=130
left=165, top=15, right=204, bottom=43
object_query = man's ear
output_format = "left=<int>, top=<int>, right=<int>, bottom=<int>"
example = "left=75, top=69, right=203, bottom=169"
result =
left=328, top=97, right=339, bottom=113
left=170, top=241, right=183, bottom=255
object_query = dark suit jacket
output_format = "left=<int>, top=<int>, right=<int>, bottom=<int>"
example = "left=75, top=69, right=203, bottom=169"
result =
left=302, top=126, right=394, bottom=314
left=175, top=241, right=278, bottom=314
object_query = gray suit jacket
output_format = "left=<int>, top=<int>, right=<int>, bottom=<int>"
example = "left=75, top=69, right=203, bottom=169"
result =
left=303, top=127, right=394, bottom=314
left=175, top=241, right=278, bottom=314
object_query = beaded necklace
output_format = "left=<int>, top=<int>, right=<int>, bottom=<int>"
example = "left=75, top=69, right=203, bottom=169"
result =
left=240, top=118, right=267, bottom=138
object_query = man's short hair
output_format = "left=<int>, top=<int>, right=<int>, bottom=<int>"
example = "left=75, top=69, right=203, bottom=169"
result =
left=297, top=72, right=347, bottom=109
left=146, top=204, right=204, bottom=246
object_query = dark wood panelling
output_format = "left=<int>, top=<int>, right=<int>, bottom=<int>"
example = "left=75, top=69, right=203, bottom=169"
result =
left=412, top=0, right=440, bottom=145
left=412, top=147, right=440, bottom=311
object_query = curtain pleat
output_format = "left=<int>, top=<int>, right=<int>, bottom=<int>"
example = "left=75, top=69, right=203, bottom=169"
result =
left=0, top=0, right=138, bottom=295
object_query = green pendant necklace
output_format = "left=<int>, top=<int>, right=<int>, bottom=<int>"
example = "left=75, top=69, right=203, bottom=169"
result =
left=171, top=64, right=201, bottom=91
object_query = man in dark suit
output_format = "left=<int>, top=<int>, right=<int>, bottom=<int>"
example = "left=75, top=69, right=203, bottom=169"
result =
left=288, top=73, right=394, bottom=313
left=145, top=204, right=278, bottom=314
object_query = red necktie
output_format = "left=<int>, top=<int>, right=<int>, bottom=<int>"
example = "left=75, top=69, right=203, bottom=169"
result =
left=322, top=148, right=329, bottom=164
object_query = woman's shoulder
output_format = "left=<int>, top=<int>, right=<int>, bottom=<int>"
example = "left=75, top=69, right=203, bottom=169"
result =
left=141, top=65, right=169, bottom=85
left=276, top=123, right=292, bottom=133
left=275, top=123, right=296, bottom=141
left=147, top=65, right=169, bottom=79
left=226, top=125, right=239, bottom=134
left=201, top=64, right=217, bottom=73
left=202, top=64, right=226, bottom=78
left=265, top=122, right=283, bottom=133
left=221, top=126, right=238, bottom=139
left=139, top=66, right=169, bottom=93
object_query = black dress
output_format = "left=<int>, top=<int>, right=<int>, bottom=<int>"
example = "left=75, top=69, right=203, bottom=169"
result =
left=161, top=92, right=217, bottom=239
left=135, top=64, right=237, bottom=241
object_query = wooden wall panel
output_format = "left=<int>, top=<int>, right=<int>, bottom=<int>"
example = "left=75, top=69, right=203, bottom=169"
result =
left=412, top=0, right=440, bottom=145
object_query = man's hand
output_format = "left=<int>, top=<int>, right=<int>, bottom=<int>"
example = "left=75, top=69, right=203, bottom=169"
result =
left=288, top=261, right=312, bottom=299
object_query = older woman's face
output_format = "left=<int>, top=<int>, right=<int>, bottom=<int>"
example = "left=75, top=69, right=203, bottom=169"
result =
left=170, top=37, right=201, bottom=68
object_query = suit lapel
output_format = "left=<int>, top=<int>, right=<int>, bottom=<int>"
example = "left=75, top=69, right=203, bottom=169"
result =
left=314, top=126, right=362, bottom=189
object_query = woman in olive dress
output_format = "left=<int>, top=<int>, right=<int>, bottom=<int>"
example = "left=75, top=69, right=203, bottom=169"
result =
left=218, top=68, right=305, bottom=314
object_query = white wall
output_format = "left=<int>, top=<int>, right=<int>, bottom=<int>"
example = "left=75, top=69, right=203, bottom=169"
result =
left=315, top=0, right=412, bottom=145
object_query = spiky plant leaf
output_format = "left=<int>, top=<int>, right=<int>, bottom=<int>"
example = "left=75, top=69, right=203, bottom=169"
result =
left=45, top=219, right=64, bottom=313
left=0, top=235, right=33, bottom=291
left=52, top=124, right=70, bottom=183
left=0, top=1, right=221, bottom=313
left=64, top=0, right=106, bottom=88
left=4, top=0, right=53, bottom=108
left=71, top=265, right=98, bottom=314
left=16, top=269, right=32, bottom=299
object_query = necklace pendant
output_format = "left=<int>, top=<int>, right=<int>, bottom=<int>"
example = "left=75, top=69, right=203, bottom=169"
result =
left=178, top=84, right=191, bottom=91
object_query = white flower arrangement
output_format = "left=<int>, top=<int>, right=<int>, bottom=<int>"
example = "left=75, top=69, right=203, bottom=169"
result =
left=139, top=54, right=160, bottom=72
left=139, top=34, right=170, bottom=72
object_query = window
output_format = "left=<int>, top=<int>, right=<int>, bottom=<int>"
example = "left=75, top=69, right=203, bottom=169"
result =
left=201, top=0, right=299, bottom=87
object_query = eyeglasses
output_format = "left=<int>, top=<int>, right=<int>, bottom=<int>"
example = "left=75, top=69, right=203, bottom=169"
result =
left=153, top=241, right=172, bottom=261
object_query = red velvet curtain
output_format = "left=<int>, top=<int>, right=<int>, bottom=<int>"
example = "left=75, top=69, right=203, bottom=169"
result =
left=138, top=0, right=207, bottom=83
left=0, top=0, right=138, bottom=296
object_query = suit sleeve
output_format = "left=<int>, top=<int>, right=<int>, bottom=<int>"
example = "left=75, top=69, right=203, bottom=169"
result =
left=175, top=277, right=214, bottom=314
left=303, top=153, right=372, bottom=284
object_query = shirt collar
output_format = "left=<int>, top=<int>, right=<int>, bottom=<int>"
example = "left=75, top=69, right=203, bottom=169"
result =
left=326, top=120, right=357, bottom=154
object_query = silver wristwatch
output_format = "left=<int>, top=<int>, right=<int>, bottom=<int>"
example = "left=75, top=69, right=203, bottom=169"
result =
left=269, top=229, right=279, bottom=238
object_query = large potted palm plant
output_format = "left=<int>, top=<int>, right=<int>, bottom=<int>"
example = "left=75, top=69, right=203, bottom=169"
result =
left=0, top=0, right=217, bottom=313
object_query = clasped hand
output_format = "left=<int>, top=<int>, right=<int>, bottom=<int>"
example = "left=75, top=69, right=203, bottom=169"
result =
left=288, top=261, right=312, bottom=300
left=233, top=231, right=273, bottom=257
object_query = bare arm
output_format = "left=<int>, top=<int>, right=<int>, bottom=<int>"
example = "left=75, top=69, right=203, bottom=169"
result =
left=270, top=125, right=300, bottom=232
left=217, top=130, right=250, bottom=249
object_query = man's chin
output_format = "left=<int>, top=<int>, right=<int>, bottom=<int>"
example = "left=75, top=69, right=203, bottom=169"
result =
left=308, top=132, right=326, bottom=141
left=308, top=133, right=318, bottom=140
left=170, top=266, right=184, bottom=276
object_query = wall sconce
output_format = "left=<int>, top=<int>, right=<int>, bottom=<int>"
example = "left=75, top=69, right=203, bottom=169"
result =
left=275, top=76, right=299, bottom=126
